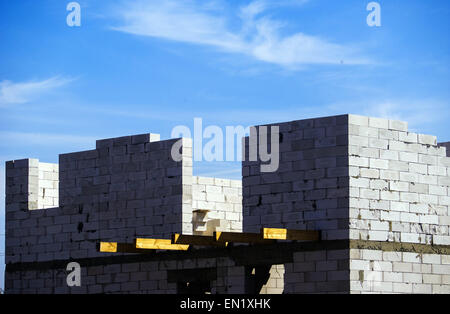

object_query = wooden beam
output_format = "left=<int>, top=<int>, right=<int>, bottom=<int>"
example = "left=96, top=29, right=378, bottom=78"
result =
left=172, top=234, right=226, bottom=247
left=99, top=242, right=156, bottom=253
left=262, top=228, right=320, bottom=241
left=193, top=209, right=210, bottom=213
left=99, top=242, right=118, bottom=253
left=101, top=228, right=319, bottom=254
left=215, top=231, right=275, bottom=244
left=136, top=238, right=190, bottom=251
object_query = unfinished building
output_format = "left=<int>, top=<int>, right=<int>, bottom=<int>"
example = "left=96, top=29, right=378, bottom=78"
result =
left=4, top=114, right=450, bottom=294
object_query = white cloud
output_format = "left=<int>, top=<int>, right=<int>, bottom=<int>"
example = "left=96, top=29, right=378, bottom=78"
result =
left=0, top=76, right=72, bottom=107
left=319, top=98, right=449, bottom=137
left=112, top=1, right=244, bottom=51
left=359, top=100, right=449, bottom=132
left=188, top=98, right=449, bottom=132
left=111, top=0, right=371, bottom=68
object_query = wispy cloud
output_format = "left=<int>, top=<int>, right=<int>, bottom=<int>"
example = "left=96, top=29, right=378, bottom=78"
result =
left=358, top=99, right=450, bottom=132
left=179, top=98, right=449, bottom=132
left=317, top=98, right=449, bottom=138
left=0, top=76, right=73, bottom=107
left=110, top=0, right=372, bottom=68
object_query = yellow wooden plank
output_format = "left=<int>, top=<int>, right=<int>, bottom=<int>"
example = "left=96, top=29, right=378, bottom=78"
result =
left=262, top=228, right=320, bottom=241
left=136, top=238, right=189, bottom=251
left=99, top=242, right=118, bottom=253
left=215, top=231, right=274, bottom=244
left=262, top=228, right=287, bottom=240
left=262, top=228, right=287, bottom=239
left=172, top=234, right=225, bottom=246
left=99, top=242, right=154, bottom=253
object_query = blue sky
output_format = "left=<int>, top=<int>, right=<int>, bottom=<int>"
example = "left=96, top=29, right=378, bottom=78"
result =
left=0, top=0, right=449, bottom=290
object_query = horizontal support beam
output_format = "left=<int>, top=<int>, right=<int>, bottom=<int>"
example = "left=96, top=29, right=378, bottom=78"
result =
left=136, top=238, right=189, bottom=251
left=172, top=234, right=227, bottom=247
left=99, top=242, right=157, bottom=254
left=99, top=242, right=118, bottom=253
left=262, top=228, right=321, bottom=241
left=215, top=231, right=275, bottom=244
left=99, top=228, right=320, bottom=254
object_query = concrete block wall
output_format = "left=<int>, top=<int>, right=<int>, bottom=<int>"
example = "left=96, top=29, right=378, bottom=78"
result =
left=5, top=132, right=248, bottom=294
left=259, top=264, right=285, bottom=294
left=242, top=114, right=450, bottom=294
left=350, top=249, right=450, bottom=294
left=6, top=159, right=37, bottom=212
left=37, top=162, right=59, bottom=209
left=192, top=176, right=242, bottom=234
left=5, top=134, right=194, bottom=265
left=242, top=114, right=350, bottom=239
left=438, top=142, right=450, bottom=157
left=241, top=115, right=352, bottom=294
left=283, top=249, right=349, bottom=294
left=347, top=115, right=450, bottom=245
left=6, top=159, right=58, bottom=212
left=5, top=114, right=450, bottom=294
left=60, top=133, right=194, bottom=238
left=5, top=254, right=242, bottom=294
left=347, top=115, right=450, bottom=294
